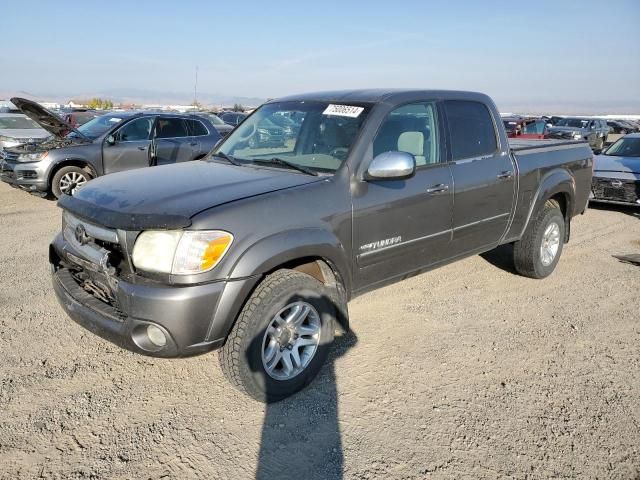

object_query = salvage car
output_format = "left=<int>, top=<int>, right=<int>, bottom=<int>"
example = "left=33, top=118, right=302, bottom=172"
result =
left=196, top=112, right=234, bottom=137
left=49, top=89, right=592, bottom=402
left=547, top=117, right=609, bottom=152
left=0, top=98, right=220, bottom=198
left=218, top=111, right=248, bottom=126
left=63, top=110, right=99, bottom=129
left=590, top=133, right=640, bottom=206
left=0, top=113, right=51, bottom=149
left=503, top=117, right=548, bottom=139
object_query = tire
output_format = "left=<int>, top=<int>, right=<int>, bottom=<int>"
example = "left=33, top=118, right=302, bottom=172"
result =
left=51, top=166, right=92, bottom=199
left=219, top=269, right=336, bottom=403
left=513, top=199, right=565, bottom=279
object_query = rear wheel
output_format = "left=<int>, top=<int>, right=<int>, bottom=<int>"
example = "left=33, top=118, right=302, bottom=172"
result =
left=51, top=166, right=92, bottom=198
left=219, top=269, right=335, bottom=403
left=513, top=199, right=565, bottom=279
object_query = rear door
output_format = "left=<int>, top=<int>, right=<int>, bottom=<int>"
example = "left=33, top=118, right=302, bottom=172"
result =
left=353, top=101, right=454, bottom=291
left=184, top=118, right=213, bottom=157
left=444, top=100, right=516, bottom=255
left=102, top=116, right=154, bottom=174
left=152, top=117, right=194, bottom=165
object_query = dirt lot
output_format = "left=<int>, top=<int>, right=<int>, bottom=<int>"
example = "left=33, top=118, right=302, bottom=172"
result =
left=0, top=181, right=638, bottom=480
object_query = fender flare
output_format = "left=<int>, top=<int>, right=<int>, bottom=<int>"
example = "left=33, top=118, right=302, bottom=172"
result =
left=229, top=228, right=352, bottom=294
left=520, top=168, right=575, bottom=241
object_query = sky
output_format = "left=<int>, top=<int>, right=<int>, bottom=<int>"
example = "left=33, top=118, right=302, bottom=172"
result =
left=2, top=0, right=639, bottom=113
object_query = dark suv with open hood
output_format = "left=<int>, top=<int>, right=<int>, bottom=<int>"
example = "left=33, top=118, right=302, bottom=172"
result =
left=547, top=117, right=609, bottom=152
left=0, top=98, right=221, bottom=198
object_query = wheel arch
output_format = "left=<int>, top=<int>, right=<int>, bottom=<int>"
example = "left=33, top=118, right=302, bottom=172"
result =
left=208, top=230, right=352, bottom=343
left=48, top=159, right=97, bottom=190
left=521, top=169, right=575, bottom=243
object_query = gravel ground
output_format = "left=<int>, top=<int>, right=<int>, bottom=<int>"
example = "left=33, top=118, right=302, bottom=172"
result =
left=0, top=181, right=638, bottom=479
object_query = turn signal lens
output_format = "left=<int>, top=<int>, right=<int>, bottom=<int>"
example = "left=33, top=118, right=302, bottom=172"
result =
left=172, top=231, right=233, bottom=275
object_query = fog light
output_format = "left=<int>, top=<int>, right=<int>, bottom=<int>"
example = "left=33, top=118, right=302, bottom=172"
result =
left=147, top=325, right=167, bottom=347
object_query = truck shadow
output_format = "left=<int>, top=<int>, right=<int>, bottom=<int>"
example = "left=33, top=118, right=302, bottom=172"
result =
left=479, top=243, right=517, bottom=274
left=588, top=202, right=640, bottom=220
left=253, top=326, right=358, bottom=480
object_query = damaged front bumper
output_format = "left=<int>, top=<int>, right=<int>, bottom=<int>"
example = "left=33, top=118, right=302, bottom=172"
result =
left=50, top=225, right=258, bottom=358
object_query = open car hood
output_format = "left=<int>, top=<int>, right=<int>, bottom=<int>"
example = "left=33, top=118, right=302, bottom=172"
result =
left=10, top=97, right=90, bottom=141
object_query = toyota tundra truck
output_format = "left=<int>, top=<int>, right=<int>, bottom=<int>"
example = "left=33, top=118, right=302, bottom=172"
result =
left=49, top=90, right=593, bottom=402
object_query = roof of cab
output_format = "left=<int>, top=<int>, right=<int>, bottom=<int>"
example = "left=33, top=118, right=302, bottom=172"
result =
left=271, top=89, right=492, bottom=106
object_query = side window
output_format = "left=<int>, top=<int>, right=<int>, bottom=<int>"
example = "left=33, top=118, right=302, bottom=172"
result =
left=186, top=119, right=209, bottom=136
left=115, top=117, right=154, bottom=142
left=373, top=102, right=440, bottom=167
left=443, top=100, right=498, bottom=160
left=155, top=118, right=188, bottom=138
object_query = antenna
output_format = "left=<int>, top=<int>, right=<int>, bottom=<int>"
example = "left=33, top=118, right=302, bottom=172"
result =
left=194, top=65, right=199, bottom=108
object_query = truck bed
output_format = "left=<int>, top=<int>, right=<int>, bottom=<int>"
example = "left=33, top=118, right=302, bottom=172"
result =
left=509, top=138, right=586, bottom=152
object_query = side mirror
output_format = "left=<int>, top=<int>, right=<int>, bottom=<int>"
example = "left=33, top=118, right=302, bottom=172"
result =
left=106, top=134, right=116, bottom=145
left=366, top=151, right=416, bottom=180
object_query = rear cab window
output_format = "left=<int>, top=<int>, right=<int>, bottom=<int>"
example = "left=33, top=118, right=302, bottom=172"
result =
left=443, top=100, right=498, bottom=161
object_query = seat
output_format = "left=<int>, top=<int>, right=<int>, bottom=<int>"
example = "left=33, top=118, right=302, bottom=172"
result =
left=398, top=131, right=426, bottom=166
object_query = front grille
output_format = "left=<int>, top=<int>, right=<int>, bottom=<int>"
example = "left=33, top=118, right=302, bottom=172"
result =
left=16, top=170, right=38, bottom=180
left=61, top=211, right=131, bottom=314
left=592, top=177, right=639, bottom=203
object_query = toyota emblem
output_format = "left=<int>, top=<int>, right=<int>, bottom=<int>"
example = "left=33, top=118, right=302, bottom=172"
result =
left=74, top=224, right=90, bottom=245
left=610, top=180, right=623, bottom=188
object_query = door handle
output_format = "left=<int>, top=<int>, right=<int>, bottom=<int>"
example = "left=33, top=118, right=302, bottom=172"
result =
left=189, top=142, right=198, bottom=146
left=497, top=170, right=513, bottom=179
left=426, top=184, right=449, bottom=194
left=137, top=146, right=147, bottom=151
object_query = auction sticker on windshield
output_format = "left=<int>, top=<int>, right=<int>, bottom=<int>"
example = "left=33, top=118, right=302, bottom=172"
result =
left=323, top=104, right=364, bottom=118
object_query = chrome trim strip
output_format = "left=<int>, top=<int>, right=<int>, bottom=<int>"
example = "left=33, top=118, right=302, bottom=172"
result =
left=453, top=212, right=511, bottom=231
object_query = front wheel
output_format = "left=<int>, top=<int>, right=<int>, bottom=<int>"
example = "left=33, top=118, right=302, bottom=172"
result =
left=219, top=269, right=335, bottom=402
left=513, top=199, right=565, bottom=279
left=51, top=166, right=92, bottom=198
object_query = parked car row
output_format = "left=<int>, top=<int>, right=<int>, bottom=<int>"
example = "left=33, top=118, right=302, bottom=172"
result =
left=0, top=98, right=221, bottom=198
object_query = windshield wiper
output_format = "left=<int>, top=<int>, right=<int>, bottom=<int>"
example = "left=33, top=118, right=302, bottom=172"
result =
left=252, top=157, right=318, bottom=176
left=213, top=151, right=242, bottom=166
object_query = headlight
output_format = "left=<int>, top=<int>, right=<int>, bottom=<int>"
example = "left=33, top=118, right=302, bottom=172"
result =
left=572, top=133, right=583, bottom=140
left=132, top=230, right=233, bottom=275
left=17, top=151, right=48, bottom=162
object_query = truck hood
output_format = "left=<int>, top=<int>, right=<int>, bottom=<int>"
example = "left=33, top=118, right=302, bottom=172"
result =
left=10, top=97, right=90, bottom=141
left=594, top=154, right=640, bottom=174
left=58, top=160, right=324, bottom=230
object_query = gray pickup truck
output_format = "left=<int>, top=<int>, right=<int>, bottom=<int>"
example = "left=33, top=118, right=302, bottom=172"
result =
left=49, top=89, right=592, bottom=402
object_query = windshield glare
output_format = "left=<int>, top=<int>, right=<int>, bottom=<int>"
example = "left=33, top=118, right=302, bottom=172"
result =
left=70, top=114, right=125, bottom=139
left=604, top=137, right=640, bottom=157
left=556, top=118, right=589, bottom=128
left=215, top=101, right=370, bottom=173
left=0, top=116, right=42, bottom=129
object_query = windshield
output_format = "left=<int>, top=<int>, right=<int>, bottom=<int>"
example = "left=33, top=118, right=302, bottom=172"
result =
left=0, top=116, right=42, bottom=129
left=70, top=114, right=125, bottom=139
left=603, top=137, right=640, bottom=157
left=200, top=113, right=225, bottom=125
left=556, top=118, right=589, bottom=128
left=214, top=101, right=371, bottom=173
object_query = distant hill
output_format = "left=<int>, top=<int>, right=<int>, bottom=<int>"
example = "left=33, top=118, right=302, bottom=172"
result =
left=0, top=88, right=266, bottom=108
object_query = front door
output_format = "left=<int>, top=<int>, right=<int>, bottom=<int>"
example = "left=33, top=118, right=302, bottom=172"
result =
left=352, top=101, right=453, bottom=292
left=102, top=116, right=154, bottom=174
left=442, top=100, right=516, bottom=254
left=152, top=117, right=194, bottom=166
